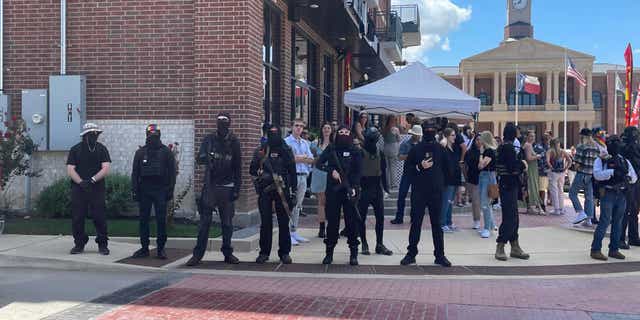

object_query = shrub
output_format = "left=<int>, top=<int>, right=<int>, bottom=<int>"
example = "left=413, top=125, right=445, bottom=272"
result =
left=36, top=174, right=134, bottom=218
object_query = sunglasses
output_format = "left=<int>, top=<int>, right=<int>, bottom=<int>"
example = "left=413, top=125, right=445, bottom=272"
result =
left=294, top=124, right=305, bottom=128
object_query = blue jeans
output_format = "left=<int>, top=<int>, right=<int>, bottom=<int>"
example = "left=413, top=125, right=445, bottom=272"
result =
left=569, top=172, right=594, bottom=218
left=394, top=173, right=412, bottom=221
left=591, top=190, right=626, bottom=252
left=440, top=185, right=456, bottom=226
left=478, top=171, right=496, bottom=231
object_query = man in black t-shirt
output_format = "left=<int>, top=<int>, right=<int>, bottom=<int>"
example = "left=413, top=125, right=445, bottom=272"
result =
left=66, top=123, right=112, bottom=255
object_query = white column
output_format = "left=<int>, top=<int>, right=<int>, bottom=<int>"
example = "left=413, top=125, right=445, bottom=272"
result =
left=579, top=72, right=586, bottom=106
left=469, top=72, right=476, bottom=97
left=546, top=71, right=552, bottom=105
left=553, top=71, right=560, bottom=104
left=493, top=72, right=500, bottom=106
left=500, top=72, right=507, bottom=105
left=493, top=121, right=499, bottom=137
left=586, top=70, right=593, bottom=104
left=553, top=121, right=559, bottom=138
left=546, top=121, right=552, bottom=135
left=462, top=72, right=468, bottom=94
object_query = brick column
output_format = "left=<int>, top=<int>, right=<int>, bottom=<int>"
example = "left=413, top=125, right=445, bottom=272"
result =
left=194, top=0, right=264, bottom=212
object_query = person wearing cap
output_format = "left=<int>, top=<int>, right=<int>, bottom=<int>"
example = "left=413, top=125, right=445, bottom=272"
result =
left=494, top=123, right=529, bottom=261
left=250, top=124, right=297, bottom=265
left=391, top=125, right=422, bottom=224
left=400, top=118, right=452, bottom=267
left=590, top=135, right=637, bottom=261
left=186, top=113, right=242, bottom=266
left=316, top=124, right=363, bottom=265
left=130, top=124, right=177, bottom=260
left=569, top=128, right=600, bottom=226
left=66, top=123, right=112, bottom=255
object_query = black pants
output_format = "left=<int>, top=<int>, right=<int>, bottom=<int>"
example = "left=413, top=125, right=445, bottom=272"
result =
left=138, top=187, right=168, bottom=251
left=622, top=183, right=640, bottom=243
left=193, top=186, right=235, bottom=259
left=358, top=177, right=385, bottom=246
left=258, top=191, right=291, bottom=258
left=497, top=183, right=520, bottom=243
left=407, top=191, right=444, bottom=258
left=325, top=189, right=360, bottom=249
left=71, top=183, right=108, bottom=247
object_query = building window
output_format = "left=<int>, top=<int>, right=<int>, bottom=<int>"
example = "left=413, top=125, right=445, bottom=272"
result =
left=323, top=55, right=333, bottom=122
left=592, top=91, right=602, bottom=109
left=477, top=93, right=491, bottom=106
left=263, top=4, right=281, bottom=125
left=508, top=90, right=537, bottom=106
left=559, top=90, right=575, bottom=105
left=291, top=30, right=318, bottom=127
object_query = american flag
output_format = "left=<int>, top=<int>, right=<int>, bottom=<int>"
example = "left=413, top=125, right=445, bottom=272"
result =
left=567, top=57, right=586, bottom=87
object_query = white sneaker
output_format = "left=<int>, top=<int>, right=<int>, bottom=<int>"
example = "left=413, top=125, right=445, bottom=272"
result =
left=582, top=220, right=593, bottom=228
left=292, top=232, right=309, bottom=243
left=442, top=226, right=453, bottom=233
left=572, top=212, right=588, bottom=224
left=480, top=229, right=491, bottom=238
left=473, top=221, right=481, bottom=229
left=449, top=224, right=459, bottom=231
left=290, top=235, right=299, bottom=246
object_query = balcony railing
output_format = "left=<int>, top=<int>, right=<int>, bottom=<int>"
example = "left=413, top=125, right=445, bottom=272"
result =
left=391, top=4, right=420, bottom=47
left=344, top=0, right=368, bottom=35
left=507, top=105, right=546, bottom=111
left=375, top=10, right=403, bottom=49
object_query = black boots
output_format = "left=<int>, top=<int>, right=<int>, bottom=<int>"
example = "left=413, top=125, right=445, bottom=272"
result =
left=185, top=255, right=202, bottom=266
left=361, top=242, right=370, bottom=255
left=132, top=247, right=150, bottom=258
left=98, top=244, right=110, bottom=256
left=224, top=254, right=240, bottom=264
left=318, top=222, right=326, bottom=238
left=375, top=244, right=393, bottom=256
left=256, top=254, right=269, bottom=264
left=322, top=247, right=334, bottom=265
left=400, top=255, right=416, bottom=265
left=156, top=248, right=167, bottom=260
left=69, top=245, right=84, bottom=255
left=349, top=247, right=359, bottom=266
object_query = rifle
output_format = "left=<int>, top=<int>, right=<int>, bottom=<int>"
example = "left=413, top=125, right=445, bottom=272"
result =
left=257, top=146, right=292, bottom=219
left=330, top=150, right=358, bottom=205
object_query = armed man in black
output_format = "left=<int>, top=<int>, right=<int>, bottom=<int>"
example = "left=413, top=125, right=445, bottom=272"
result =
left=131, top=124, right=176, bottom=259
left=358, top=127, right=393, bottom=256
left=250, top=124, right=296, bottom=265
left=186, top=113, right=242, bottom=266
left=400, top=118, right=451, bottom=267
left=621, top=126, right=640, bottom=248
left=316, top=125, right=363, bottom=265
left=495, top=123, right=529, bottom=261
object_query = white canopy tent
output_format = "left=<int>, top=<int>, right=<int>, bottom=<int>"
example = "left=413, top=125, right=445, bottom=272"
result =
left=344, top=62, right=480, bottom=119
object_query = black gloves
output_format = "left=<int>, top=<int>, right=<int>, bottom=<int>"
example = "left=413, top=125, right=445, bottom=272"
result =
left=79, top=180, right=92, bottom=192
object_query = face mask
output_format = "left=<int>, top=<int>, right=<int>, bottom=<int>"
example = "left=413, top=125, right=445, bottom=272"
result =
left=267, top=130, right=282, bottom=147
left=335, top=134, right=352, bottom=148
left=423, top=129, right=436, bottom=142
left=85, top=133, right=98, bottom=149
left=146, top=134, right=161, bottom=148
left=607, top=141, right=620, bottom=156
left=217, top=120, right=230, bottom=136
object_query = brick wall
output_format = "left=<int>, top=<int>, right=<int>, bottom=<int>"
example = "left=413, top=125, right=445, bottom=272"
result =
left=4, top=0, right=195, bottom=120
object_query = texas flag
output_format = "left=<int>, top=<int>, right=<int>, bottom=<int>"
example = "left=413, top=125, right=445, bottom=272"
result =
left=517, top=73, right=541, bottom=95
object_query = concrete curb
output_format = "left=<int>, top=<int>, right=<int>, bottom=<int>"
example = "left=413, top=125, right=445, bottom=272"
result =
left=0, top=253, right=165, bottom=273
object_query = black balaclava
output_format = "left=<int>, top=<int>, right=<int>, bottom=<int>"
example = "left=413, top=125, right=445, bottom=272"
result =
left=421, top=119, right=438, bottom=143
left=622, top=126, right=640, bottom=145
left=363, top=127, right=380, bottom=154
left=335, top=125, right=352, bottom=149
left=503, top=123, right=517, bottom=142
left=84, top=132, right=99, bottom=150
left=267, top=125, right=284, bottom=148
left=607, top=135, right=622, bottom=156
left=217, top=112, right=231, bottom=137
left=145, top=124, right=162, bottom=149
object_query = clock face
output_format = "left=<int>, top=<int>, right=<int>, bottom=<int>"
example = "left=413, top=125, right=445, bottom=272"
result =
left=513, top=0, right=528, bottom=10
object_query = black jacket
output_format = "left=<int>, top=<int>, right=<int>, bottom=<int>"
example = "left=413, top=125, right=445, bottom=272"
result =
left=198, top=131, right=242, bottom=195
left=360, top=148, right=389, bottom=192
left=249, top=142, right=297, bottom=193
left=131, top=144, right=176, bottom=194
left=496, top=142, right=526, bottom=188
left=317, top=144, right=363, bottom=193
left=405, top=140, right=448, bottom=194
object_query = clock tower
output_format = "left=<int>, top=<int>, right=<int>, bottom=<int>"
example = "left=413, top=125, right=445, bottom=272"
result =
left=504, top=0, right=533, bottom=40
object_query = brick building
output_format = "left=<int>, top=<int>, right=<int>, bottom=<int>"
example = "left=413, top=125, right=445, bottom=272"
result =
left=0, top=0, right=421, bottom=222
left=432, top=0, right=639, bottom=146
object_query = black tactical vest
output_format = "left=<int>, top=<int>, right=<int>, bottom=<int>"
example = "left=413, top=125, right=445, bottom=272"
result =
left=141, top=148, right=164, bottom=177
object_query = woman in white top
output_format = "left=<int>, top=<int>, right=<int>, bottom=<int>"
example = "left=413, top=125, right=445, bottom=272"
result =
left=310, top=123, right=333, bottom=238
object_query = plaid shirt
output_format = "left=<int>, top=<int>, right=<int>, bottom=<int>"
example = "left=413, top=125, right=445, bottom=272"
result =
left=573, top=143, right=599, bottom=175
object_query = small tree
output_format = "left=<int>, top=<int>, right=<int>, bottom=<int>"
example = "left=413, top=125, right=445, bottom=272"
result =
left=0, top=118, right=41, bottom=196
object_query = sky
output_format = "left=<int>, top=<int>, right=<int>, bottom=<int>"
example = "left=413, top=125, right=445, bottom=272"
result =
left=392, top=0, right=640, bottom=67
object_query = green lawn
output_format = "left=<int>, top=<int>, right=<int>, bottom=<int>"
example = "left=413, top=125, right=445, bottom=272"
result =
left=4, top=218, right=221, bottom=238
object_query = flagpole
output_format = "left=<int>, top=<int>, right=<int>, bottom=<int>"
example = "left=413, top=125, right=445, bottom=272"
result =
left=515, top=64, right=519, bottom=126
left=615, top=66, right=618, bottom=134
left=563, top=48, right=568, bottom=149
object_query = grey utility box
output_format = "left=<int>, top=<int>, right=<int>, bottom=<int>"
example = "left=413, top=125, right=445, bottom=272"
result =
left=49, top=75, right=86, bottom=151
left=21, top=89, right=49, bottom=150
left=0, top=94, right=11, bottom=133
